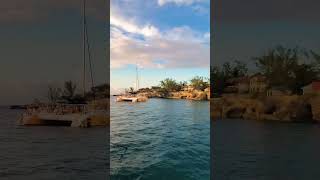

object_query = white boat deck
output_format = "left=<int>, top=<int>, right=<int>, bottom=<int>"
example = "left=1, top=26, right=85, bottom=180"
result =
left=116, top=96, right=138, bottom=102
left=116, top=95, right=148, bottom=102
left=20, top=104, right=108, bottom=127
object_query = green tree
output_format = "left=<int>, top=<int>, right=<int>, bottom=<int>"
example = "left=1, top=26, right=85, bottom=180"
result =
left=160, top=78, right=181, bottom=92
left=124, top=87, right=135, bottom=94
left=210, top=66, right=226, bottom=96
left=253, top=46, right=299, bottom=87
left=47, top=86, right=62, bottom=103
left=310, top=50, right=320, bottom=72
left=210, top=60, right=248, bottom=96
left=253, top=46, right=319, bottom=94
left=231, top=60, right=248, bottom=77
left=179, top=81, right=188, bottom=87
left=90, top=83, right=109, bottom=99
left=129, top=87, right=134, bottom=93
left=289, top=63, right=318, bottom=94
left=61, top=81, right=77, bottom=102
left=190, top=76, right=209, bottom=91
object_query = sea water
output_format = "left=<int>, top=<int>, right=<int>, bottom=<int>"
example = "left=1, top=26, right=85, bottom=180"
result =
left=0, top=106, right=108, bottom=179
left=110, top=98, right=210, bottom=180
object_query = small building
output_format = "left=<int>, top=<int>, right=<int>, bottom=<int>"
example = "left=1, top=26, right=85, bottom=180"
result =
left=249, top=73, right=268, bottom=94
left=223, top=86, right=238, bottom=94
left=267, top=86, right=291, bottom=96
left=302, top=81, right=320, bottom=95
left=151, top=86, right=161, bottom=90
left=237, top=77, right=250, bottom=94
left=225, top=76, right=250, bottom=94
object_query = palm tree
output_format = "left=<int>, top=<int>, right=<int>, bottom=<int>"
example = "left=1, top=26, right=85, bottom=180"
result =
left=129, top=87, right=134, bottom=93
left=62, top=81, right=77, bottom=102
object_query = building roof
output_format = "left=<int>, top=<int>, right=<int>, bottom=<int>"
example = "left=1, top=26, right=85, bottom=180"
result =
left=312, top=81, right=320, bottom=91
left=303, top=81, right=320, bottom=91
left=250, top=73, right=267, bottom=82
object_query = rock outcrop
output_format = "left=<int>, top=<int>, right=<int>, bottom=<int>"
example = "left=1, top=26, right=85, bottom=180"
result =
left=211, top=95, right=316, bottom=122
left=137, top=89, right=210, bottom=101
left=309, top=96, right=320, bottom=122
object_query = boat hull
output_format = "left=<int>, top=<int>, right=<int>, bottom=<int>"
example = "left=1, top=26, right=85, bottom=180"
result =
left=19, top=112, right=109, bottom=127
left=116, top=96, right=147, bottom=102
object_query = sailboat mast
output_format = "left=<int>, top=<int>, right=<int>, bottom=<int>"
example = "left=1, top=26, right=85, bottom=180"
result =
left=136, top=64, right=138, bottom=90
left=136, top=63, right=140, bottom=91
left=82, top=0, right=86, bottom=96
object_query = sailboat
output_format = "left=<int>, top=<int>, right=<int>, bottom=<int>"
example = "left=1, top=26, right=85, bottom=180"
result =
left=19, top=0, right=109, bottom=127
left=116, top=63, right=148, bottom=102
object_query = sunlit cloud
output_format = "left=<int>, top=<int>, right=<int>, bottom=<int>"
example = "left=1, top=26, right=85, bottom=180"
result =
left=110, top=10, right=160, bottom=38
left=110, top=7, right=209, bottom=69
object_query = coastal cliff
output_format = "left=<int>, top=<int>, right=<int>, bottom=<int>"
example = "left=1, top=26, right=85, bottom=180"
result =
left=211, top=94, right=318, bottom=122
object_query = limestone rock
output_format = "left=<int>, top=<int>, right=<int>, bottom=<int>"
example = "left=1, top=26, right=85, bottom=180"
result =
left=310, top=96, right=320, bottom=122
left=211, top=94, right=317, bottom=123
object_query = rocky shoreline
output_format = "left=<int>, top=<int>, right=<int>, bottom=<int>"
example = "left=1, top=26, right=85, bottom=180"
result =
left=136, top=88, right=210, bottom=101
left=211, top=94, right=320, bottom=123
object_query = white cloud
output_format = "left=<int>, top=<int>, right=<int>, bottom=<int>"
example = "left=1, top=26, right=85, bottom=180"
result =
left=110, top=10, right=160, bottom=37
left=157, top=0, right=203, bottom=6
left=110, top=2, right=209, bottom=69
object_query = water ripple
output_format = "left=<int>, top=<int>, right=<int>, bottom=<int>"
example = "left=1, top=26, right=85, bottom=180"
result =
left=111, top=98, right=210, bottom=180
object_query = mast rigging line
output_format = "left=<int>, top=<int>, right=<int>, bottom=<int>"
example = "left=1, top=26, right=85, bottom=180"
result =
left=83, top=0, right=86, bottom=96
left=82, top=0, right=95, bottom=97
left=85, top=16, right=95, bottom=91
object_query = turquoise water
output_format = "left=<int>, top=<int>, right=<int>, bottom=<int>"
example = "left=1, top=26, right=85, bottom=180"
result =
left=110, top=98, right=210, bottom=180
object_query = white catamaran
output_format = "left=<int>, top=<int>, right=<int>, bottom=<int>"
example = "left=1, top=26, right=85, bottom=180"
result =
left=19, top=0, right=109, bottom=127
left=116, top=63, right=148, bottom=102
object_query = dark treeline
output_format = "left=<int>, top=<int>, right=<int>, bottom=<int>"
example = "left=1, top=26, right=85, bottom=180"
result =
left=47, top=81, right=109, bottom=104
left=211, top=45, right=320, bottom=95
left=160, top=76, right=209, bottom=91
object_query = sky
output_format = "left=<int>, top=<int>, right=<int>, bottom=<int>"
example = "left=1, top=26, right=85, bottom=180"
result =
left=3, top=0, right=319, bottom=104
left=213, top=0, right=320, bottom=70
left=110, top=0, right=210, bottom=94
left=0, top=0, right=107, bottom=105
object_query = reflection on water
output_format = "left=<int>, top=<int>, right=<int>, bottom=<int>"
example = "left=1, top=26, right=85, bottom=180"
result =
left=111, top=98, right=210, bottom=180
left=213, top=119, right=320, bottom=180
